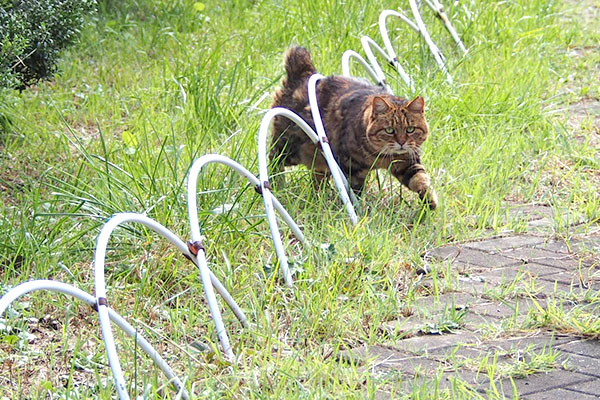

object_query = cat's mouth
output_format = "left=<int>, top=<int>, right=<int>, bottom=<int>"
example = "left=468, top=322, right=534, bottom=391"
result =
left=382, top=144, right=415, bottom=156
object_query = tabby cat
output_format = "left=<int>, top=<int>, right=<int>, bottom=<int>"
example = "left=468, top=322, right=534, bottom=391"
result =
left=270, top=46, right=437, bottom=209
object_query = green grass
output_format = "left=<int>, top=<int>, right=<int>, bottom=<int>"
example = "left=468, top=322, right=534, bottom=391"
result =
left=0, top=0, right=599, bottom=398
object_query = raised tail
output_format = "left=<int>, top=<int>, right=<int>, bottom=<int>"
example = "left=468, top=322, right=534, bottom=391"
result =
left=283, top=46, right=316, bottom=86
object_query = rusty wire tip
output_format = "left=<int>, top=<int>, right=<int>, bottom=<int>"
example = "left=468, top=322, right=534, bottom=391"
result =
left=263, top=181, right=272, bottom=190
left=97, top=297, right=108, bottom=307
left=187, top=240, right=205, bottom=257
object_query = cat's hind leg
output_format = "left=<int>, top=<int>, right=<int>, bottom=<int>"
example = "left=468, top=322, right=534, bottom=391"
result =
left=349, top=172, right=368, bottom=197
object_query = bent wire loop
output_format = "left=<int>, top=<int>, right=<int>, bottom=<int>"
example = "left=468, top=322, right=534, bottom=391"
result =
left=342, top=0, right=468, bottom=90
left=257, top=105, right=359, bottom=234
left=0, top=280, right=190, bottom=400
left=187, top=154, right=307, bottom=288
left=93, top=212, right=243, bottom=398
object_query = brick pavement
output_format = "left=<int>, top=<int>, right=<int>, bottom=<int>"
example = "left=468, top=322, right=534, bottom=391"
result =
left=339, top=211, right=600, bottom=398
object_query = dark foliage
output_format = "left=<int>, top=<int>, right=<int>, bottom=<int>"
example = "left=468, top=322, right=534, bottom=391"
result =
left=0, top=0, right=97, bottom=89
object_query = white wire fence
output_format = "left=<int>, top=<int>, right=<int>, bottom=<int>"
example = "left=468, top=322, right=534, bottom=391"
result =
left=0, top=2, right=467, bottom=398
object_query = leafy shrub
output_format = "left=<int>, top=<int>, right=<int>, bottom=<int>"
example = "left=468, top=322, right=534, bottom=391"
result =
left=0, top=0, right=97, bottom=88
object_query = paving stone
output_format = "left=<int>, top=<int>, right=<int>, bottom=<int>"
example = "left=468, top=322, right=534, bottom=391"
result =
left=472, top=263, right=564, bottom=286
left=407, top=369, right=490, bottom=393
left=503, top=247, right=576, bottom=270
left=537, top=273, right=599, bottom=293
left=578, top=301, right=600, bottom=315
left=572, top=236, right=600, bottom=255
left=511, top=262, right=568, bottom=280
left=565, top=379, right=600, bottom=397
left=467, top=301, right=519, bottom=321
left=423, top=333, right=574, bottom=367
left=509, top=369, right=594, bottom=396
left=405, top=220, right=599, bottom=398
left=383, top=315, right=484, bottom=338
left=425, top=246, right=520, bottom=268
left=467, top=298, right=540, bottom=321
left=393, top=331, right=481, bottom=354
left=529, top=278, right=576, bottom=295
left=465, top=235, right=546, bottom=253
left=454, top=248, right=522, bottom=268
left=556, top=339, right=600, bottom=358
left=527, top=218, right=555, bottom=233
left=559, top=352, right=600, bottom=378
left=455, top=277, right=490, bottom=296
left=425, top=245, right=461, bottom=261
left=413, top=292, right=481, bottom=314
left=424, top=340, right=486, bottom=359
left=381, top=316, right=426, bottom=338
left=535, top=236, right=600, bottom=257
left=538, top=270, right=586, bottom=287
left=338, top=344, right=442, bottom=374
left=535, top=240, right=574, bottom=254
left=466, top=333, right=575, bottom=357
left=524, top=387, right=600, bottom=400
left=461, top=309, right=500, bottom=330
left=507, top=205, right=554, bottom=222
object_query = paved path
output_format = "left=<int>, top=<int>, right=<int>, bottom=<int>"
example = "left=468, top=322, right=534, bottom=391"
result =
left=340, top=210, right=600, bottom=398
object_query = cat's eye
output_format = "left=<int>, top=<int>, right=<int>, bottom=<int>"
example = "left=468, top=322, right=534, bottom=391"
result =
left=385, top=127, right=395, bottom=134
left=406, top=126, right=415, bottom=134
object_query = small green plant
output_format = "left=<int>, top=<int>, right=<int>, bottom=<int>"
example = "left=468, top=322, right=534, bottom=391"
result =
left=525, top=297, right=600, bottom=338
left=422, top=304, right=468, bottom=334
left=498, top=344, right=561, bottom=379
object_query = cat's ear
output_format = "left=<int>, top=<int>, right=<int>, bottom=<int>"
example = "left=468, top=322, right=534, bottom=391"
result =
left=372, top=96, right=391, bottom=115
left=406, top=96, right=425, bottom=113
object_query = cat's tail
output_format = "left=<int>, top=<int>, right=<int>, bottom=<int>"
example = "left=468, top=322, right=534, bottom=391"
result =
left=282, top=46, right=316, bottom=87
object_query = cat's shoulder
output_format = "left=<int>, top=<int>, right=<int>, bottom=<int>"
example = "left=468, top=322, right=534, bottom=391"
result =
left=321, top=75, right=384, bottom=96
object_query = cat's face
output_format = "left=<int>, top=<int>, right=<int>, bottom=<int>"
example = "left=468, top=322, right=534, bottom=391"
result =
left=363, top=96, right=429, bottom=159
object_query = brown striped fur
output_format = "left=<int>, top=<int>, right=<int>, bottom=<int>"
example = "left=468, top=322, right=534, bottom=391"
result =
left=270, top=46, right=437, bottom=209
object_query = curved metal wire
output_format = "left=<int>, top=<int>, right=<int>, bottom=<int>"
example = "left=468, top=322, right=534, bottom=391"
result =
left=93, top=213, right=234, bottom=398
left=306, top=74, right=359, bottom=225
left=0, top=280, right=189, bottom=400
left=187, top=153, right=307, bottom=288
left=343, top=0, right=468, bottom=91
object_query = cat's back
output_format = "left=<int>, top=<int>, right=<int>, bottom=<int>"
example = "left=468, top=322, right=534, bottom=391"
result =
left=316, top=75, right=385, bottom=110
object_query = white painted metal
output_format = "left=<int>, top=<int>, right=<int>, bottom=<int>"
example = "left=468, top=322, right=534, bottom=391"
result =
left=93, top=213, right=234, bottom=396
left=307, top=74, right=359, bottom=225
left=407, top=0, right=452, bottom=83
left=187, top=153, right=308, bottom=288
left=0, top=280, right=189, bottom=400
left=345, top=1, right=468, bottom=90
left=341, top=50, right=380, bottom=83
left=424, top=0, right=468, bottom=53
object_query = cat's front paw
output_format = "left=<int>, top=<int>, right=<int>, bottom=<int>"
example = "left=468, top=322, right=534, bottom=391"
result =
left=408, top=172, right=437, bottom=210
left=421, top=188, right=438, bottom=210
